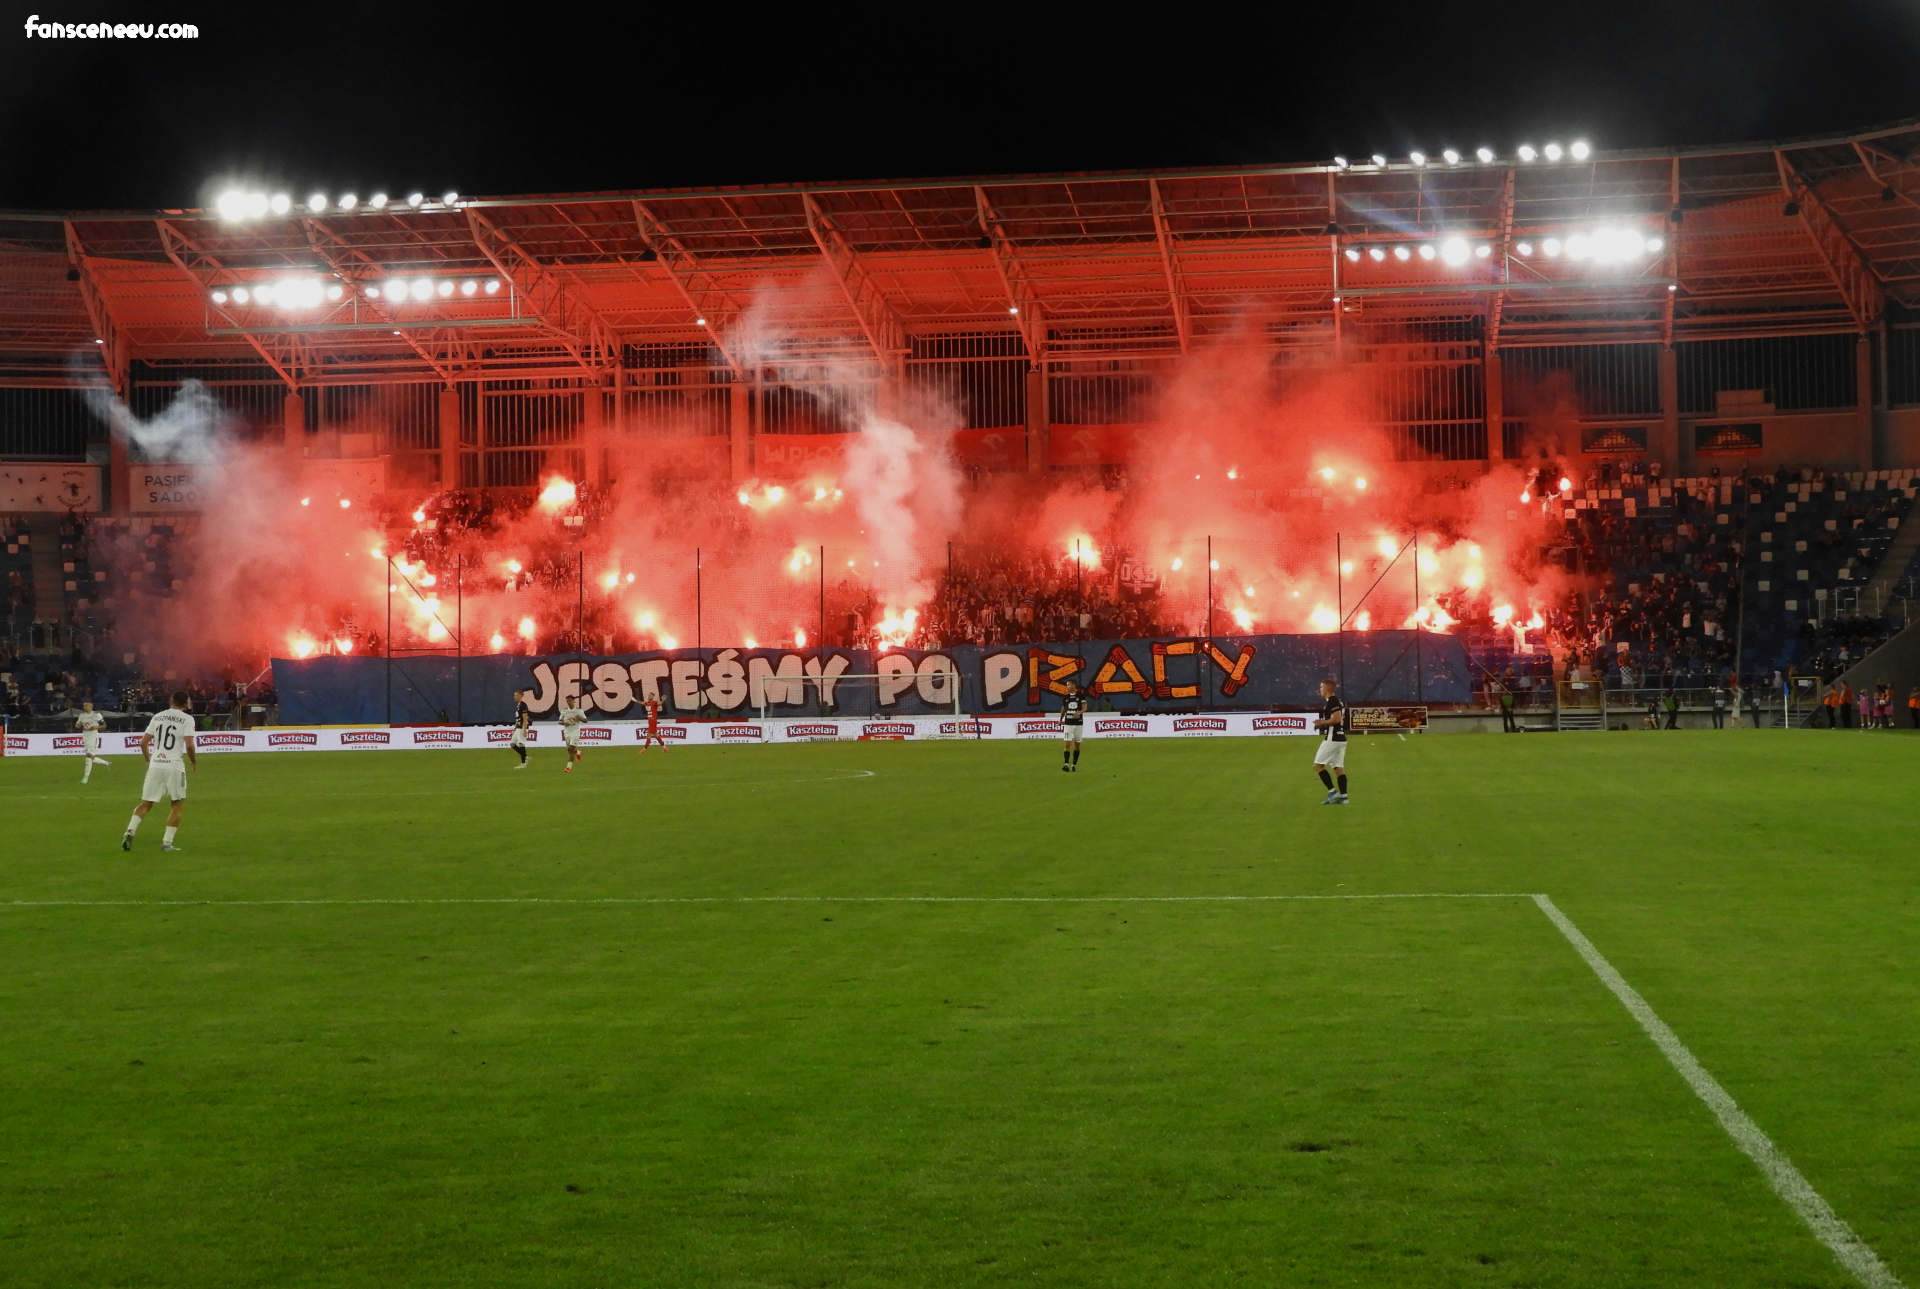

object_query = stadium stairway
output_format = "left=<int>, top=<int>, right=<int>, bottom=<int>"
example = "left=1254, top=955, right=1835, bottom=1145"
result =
left=25, top=514, right=66, bottom=640
left=1860, top=506, right=1920, bottom=615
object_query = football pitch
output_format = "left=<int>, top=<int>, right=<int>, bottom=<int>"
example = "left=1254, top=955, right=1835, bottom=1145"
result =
left=2, top=730, right=1916, bottom=1288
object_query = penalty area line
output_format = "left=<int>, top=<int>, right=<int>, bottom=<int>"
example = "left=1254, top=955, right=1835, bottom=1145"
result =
left=1533, top=893, right=1902, bottom=1289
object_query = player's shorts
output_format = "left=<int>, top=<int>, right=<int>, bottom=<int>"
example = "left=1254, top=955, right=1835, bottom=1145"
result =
left=510, top=731, right=526, bottom=748
left=140, top=760, right=187, bottom=803
left=563, top=732, right=581, bottom=749
left=1312, top=739, right=1347, bottom=769
left=82, top=733, right=101, bottom=754
left=1061, top=722, right=1084, bottom=742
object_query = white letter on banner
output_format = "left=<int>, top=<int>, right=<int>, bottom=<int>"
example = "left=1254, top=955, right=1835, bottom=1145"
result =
left=705, top=649, right=749, bottom=710
left=525, top=661, right=559, bottom=713
left=669, top=659, right=703, bottom=711
left=591, top=662, right=633, bottom=715
left=805, top=653, right=851, bottom=706
left=876, top=654, right=916, bottom=706
left=749, top=653, right=806, bottom=706
left=983, top=652, right=1023, bottom=707
left=557, top=661, right=592, bottom=710
left=629, top=659, right=670, bottom=703
left=916, top=654, right=957, bottom=704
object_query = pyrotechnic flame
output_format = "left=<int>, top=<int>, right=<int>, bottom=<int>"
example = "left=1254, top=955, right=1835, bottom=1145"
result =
left=300, top=497, right=310, bottom=506
left=1520, top=490, right=1530, bottom=503
left=1354, top=610, right=1371, bottom=631
left=1309, top=606, right=1338, bottom=631
left=745, top=637, right=758, bottom=649
left=795, top=628, right=807, bottom=646
left=336, top=638, right=354, bottom=654
left=1526, top=611, right=1545, bottom=630
left=339, top=498, right=351, bottom=509
left=1320, top=468, right=1334, bottom=480
left=1377, top=536, right=1397, bottom=558
left=1463, top=568, right=1482, bottom=588
left=603, top=573, right=619, bottom=589
left=1066, top=539, right=1099, bottom=567
left=290, top=635, right=316, bottom=659
left=660, top=636, right=677, bottom=649
left=517, top=617, right=536, bottom=638
left=489, top=633, right=505, bottom=651
left=537, top=478, right=577, bottom=511
left=766, top=486, right=784, bottom=503
left=412, top=509, right=426, bottom=523
left=1492, top=604, right=1515, bottom=626
left=637, top=611, right=655, bottom=628
left=1231, top=607, right=1253, bottom=629
left=1558, top=477, right=1572, bottom=492
left=1355, top=478, right=1367, bottom=490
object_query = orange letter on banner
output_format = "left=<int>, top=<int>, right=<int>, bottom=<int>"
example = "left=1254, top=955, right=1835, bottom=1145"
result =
left=1090, top=644, right=1153, bottom=698
left=1026, top=648, right=1085, bottom=704
left=1151, top=639, right=1200, bottom=699
left=1201, top=640, right=1256, bottom=695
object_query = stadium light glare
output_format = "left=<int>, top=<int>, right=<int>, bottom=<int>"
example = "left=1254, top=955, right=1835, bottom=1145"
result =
left=325, top=284, right=343, bottom=301
left=1668, top=283, right=1678, bottom=291
left=1410, top=151, right=1426, bottom=167
left=306, top=193, right=327, bottom=212
left=1515, top=242, right=1533, bottom=256
left=1646, top=236, right=1665, bottom=251
left=1517, top=145, right=1538, bottom=162
left=339, top=193, right=358, bottom=210
left=1544, top=142, right=1564, bottom=161
left=245, top=192, right=269, bottom=217
left=1570, top=140, right=1591, bottom=160
left=1542, top=238, right=1562, bottom=258
left=1475, top=244, right=1492, bottom=258
left=254, top=285, right=276, bottom=305
left=1392, top=246, right=1411, bottom=260
left=1443, top=149, right=1461, bottom=165
left=1476, top=146, right=1494, bottom=163
left=1440, top=237, right=1469, bottom=265
left=1368, top=247, right=1385, bottom=261
left=436, top=280, right=454, bottom=297
left=1565, top=233, right=1592, bottom=260
left=365, top=287, right=380, bottom=299
left=1370, top=153, right=1386, bottom=167
left=209, top=290, right=226, bottom=304
left=442, top=191, right=458, bottom=205
left=384, top=278, right=407, bottom=299
left=1344, top=248, right=1360, bottom=261
left=231, top=287, right=250, bottom=304
left=1333, top=156, right=1349, bottom=169
left=485, top=280, right=501, bottom=294
left=1008, top=305, right=1019, bottom=314
left=1418, top=244, right=1436, bottom=260
left=270, top=193, right=291, bottom=214
left=410, top=279, right=433, bottom=301
left=216, top=191, right=246, bottom=221
left=406, top=192, right=424, bottom=207
left=460, top=280, right=477, bottom=296
left=695, top=316, right=707, bottom=325
left=369, top=193, right=388, bottom=209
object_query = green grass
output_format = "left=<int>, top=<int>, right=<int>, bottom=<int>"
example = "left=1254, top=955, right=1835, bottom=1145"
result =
left=2, top=728, right=1917, bottom=1287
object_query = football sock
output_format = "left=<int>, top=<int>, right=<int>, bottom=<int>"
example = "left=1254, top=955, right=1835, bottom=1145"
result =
left=1317, top=768, right=1333, bottom=789
left=515, top=746, right=527, bottom=764
left=1071, top=748, right=1080, bottom=766
left=1063, top=748, right=1071, bottom=765
left=163, top=826, right=178, bottom=846
left=125, top=815, right=142, bottom=835
left=1336, top=773, right=1348, bottom=795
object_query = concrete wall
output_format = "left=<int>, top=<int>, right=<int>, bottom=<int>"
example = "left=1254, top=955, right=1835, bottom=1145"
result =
left=1879, top=407, right=1920, bottom=470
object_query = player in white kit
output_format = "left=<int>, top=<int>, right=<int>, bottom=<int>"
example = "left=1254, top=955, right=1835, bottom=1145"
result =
left=74, top=701, right=111, bottom=783
left=559, top=694, right=586, bottom=772
left=123, top=690, right=197, bottom=851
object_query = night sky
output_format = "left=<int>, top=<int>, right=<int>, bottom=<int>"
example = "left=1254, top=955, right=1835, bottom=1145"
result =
left=2, top=0, right=1917, bottom=211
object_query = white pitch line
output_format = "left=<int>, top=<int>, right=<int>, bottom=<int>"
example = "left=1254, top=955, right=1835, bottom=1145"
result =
left=1533, top=893, right=1902, bottom=1289
left=3, top=892, right=1535, bottom=908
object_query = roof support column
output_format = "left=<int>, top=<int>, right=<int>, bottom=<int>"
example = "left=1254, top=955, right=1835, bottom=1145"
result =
left=284, top=391, right=305, bottom=465
left=1484, top=348, right=1504, bottom=461
left=1658, top=345, right=1681, bottom=478
left=582, top=381, right=607, bottom=492
left=438, top=387, right=461, bottom=491
left=1857, top=334, right=1876, bottom=470
left=1026, top=367, right=1048, bottom=472
left=730, top=377, right=751, bottom=483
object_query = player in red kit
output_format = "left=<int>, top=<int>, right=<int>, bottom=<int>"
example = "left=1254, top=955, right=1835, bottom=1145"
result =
left=638, top=692, right=668, bottom=753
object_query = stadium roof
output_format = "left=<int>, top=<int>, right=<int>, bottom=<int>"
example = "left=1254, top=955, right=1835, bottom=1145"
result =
left=5, top=117, right=1920, bottom=391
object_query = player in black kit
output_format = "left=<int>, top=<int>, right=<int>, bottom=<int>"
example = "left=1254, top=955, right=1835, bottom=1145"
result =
left=1060, top=680, right=1089, bottom=771
left=509, top=689, right=531, bottom=768
left=1312, top=678, right=1349, bottom=804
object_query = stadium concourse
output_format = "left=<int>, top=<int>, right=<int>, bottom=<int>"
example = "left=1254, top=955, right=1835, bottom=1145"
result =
left=5, top=118, right=1920, bottom=731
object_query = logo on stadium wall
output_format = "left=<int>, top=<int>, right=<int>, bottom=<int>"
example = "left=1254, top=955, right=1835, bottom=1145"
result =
left=862, top=722, right=916, bottom=738
left=339, top=730, right=391, bottom=746
left=1172, top=716, right=1228, bottom=735
left=580, top=727, right=613, bottom=742
left=710, top=724, right=763, bottom=741
left=122, top=734, right=146, bottom=749
left=1252, top=715, right=1312, bottom=734
left=1017, top=720, right=1063, bottom=738
left=636, top=724, right=688, bottom=741
left=198, top=733, right=247, bottom=749
left=5, top=736, right=26, bottom=752
left=267, top=731, right=318, bottom=747
left=1094, top=718, right=1149, bottom=735
left=411, top=729, right=465, bottom=746
left=784, top=723, right=841, bottom=739
left=53, top=734, right=83, bottom=750
left=487, top=727, right=540, bottom=743
left=940, top=720, right=991, bottom=736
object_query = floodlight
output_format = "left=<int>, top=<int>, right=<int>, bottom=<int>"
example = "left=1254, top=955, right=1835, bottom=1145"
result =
left=1333, top=156, right=1349, bottom=169
left=1419, top=244, right=1436, bottom=260
left=1008, top=305, right=1019, bottom=314
left=1668, top=284, right=1678, bottom=292
left=339, top=193, right=358, bottom=210
left=484, top=279, right=501, bottom=294
left=1542, top=238, right=1562, bottom=258
left=1344, top=248, right=1360, bottom=261
left=1476, top=147, right=1494, bottom=163
left=436, top=280, right=454, bottom=297
left=695, top=316, right=707, bottom=326
left=1544, top=142, right=1564, bottom=161
left=1475, top=244, right=1492, bottom=258
left=325, top=284, right=343, bottom=301
left=410, top=278, right=433, bottom=301
left=1371, top=153, right=1386, bottom=167
left=1410, top=151, right=1426, bottom=167
left=210, top=290, right=227, bottom=304
left=1565, top=234, right=1590, bottom=260
left=366, top=287, right=381, bottom=299
left=216, top=191, right=246, bottom=220
left=1646, top=236, right=1665, bottom=252
left=1515, top=242, right=1533, bottom=256
left=270, top=193, right=291, bottom=214
left=1440, top=237, right=1469, bottom=265
left=307, top=193, right=327, bottom=212
left=406, top=192, right=424, bottom=207
left=1442, top=149, right=1460, bottom=165
left=461, top=279, right=478, bottom=295
left=255, top=284, right=276, bottom=304
left=442, top=191, right=458, bottom=205
left=1368, top=247, right=1385, bottom=261
left=245, top=193, right=269, bottom=217
left=231, top=287, right=250, bottom=303
left=1569, top=140, right=1591, bottom=160
left=369, top=193, right=388, bottom=209
left=1517, top=145, right=1538, bottom=162
left=1392, top=246, right=1411, bottom=260
left=384, top=278, right=407, bottom=299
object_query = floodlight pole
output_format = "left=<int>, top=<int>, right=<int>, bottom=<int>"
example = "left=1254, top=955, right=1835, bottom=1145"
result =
left=818, top=545, right=825, bottom=649
left=385, top=555, right=393, bottom=726
left=1336, top=533, right=1346, bottom=695
left=456, top=553, right=463, bottom=725
left=695, top=547, right=702, bottom=654
left=1414, top=531, right=1423, bottom=703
